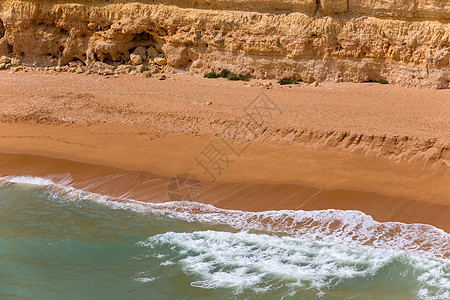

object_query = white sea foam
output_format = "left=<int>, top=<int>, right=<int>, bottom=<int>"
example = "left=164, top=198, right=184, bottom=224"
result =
left=0, top=175, right=449, bottom=260
left=134, top=277, right=157, bottom=283
left=140, top=230, right=450, bottom=298
left=0, top=175, right=55, bottom=186
left=1, top=175, right=449, bottom=298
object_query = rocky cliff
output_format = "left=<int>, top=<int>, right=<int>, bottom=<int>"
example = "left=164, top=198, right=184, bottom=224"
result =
left=0, top=0, right=449, bottom=88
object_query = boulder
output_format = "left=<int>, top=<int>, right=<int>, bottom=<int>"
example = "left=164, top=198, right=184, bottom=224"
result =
left=147, top=46, right=162, bottom=59
left=142, top=71, right=152, bottom=78
left=154, top=57, right=167, bottom=66
left=132, top=46, right=147, bottom=59
left=10, top=58, right=21, bottom=66
left=0, top=56, right=11, bottom=64
left=130, top=53, right=143, bottom=66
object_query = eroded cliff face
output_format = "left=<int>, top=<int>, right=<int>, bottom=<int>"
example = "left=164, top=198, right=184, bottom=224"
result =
left=0, top=0, right=449, bottom=88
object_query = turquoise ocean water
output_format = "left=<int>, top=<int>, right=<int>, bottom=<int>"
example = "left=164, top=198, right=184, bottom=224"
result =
left=0, top=177, right=449, bottom=299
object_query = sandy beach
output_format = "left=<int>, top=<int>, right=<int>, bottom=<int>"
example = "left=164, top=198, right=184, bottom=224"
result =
left=0, top=70, right=448, bottom=231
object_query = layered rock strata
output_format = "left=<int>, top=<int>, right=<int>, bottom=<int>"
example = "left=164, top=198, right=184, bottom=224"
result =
left=0, top=0, right=449, bottom=87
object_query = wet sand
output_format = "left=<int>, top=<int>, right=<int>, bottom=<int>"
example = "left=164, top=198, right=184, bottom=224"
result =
left=0, top=71, right=449, bottom=231
left=1, top=150, right=449, bottom=233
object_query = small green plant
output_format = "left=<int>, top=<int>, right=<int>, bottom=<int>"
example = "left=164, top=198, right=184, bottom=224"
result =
left=278, top=77, right=298, bottom=85
left=227, top=73, right=250, bottom=81
left=379, top=79, right=389, bottom=84
left=218, top=69, right=231, bottom=78
left=276, top=40, right=281, bottom=47
left=204, top=71, right=220, bottom=78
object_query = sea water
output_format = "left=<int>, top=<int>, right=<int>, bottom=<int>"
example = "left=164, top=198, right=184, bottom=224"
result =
left=0, top=177, right=449, bottom=299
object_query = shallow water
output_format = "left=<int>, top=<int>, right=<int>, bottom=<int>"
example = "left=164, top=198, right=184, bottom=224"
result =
left=0, top=179, right=449, bottom=299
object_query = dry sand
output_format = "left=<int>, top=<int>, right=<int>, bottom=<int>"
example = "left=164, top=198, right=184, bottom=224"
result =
left=0, top=71, right=449, bottom=231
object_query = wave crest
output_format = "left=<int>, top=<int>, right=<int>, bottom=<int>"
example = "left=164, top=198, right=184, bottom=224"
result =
left=1, top=175, right=449, bottom=259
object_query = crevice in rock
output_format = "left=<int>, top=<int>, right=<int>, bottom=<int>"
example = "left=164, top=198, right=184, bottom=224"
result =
left=71, top=58, right=86, bottom=66
left=315, top=0, right=320, bottom=15
left=100, top=53, right=118, bottom=65
left=132, top=32, right=153, bottom=43
left=58, top=27, right=69, bottom=37
left=0, top=19, right=5, bottom=39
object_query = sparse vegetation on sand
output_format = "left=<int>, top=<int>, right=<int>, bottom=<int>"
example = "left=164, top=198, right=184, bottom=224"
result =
left=278, top=77, right=299, bottom=85
left=204, top=69, right=250, bottom=81
left=379, top=79, right=389, bottom=84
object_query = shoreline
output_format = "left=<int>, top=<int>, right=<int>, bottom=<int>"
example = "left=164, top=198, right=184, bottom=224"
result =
left=0, top=72, right=449, bottom=233
left=0, top=148, right=449, bottom=233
